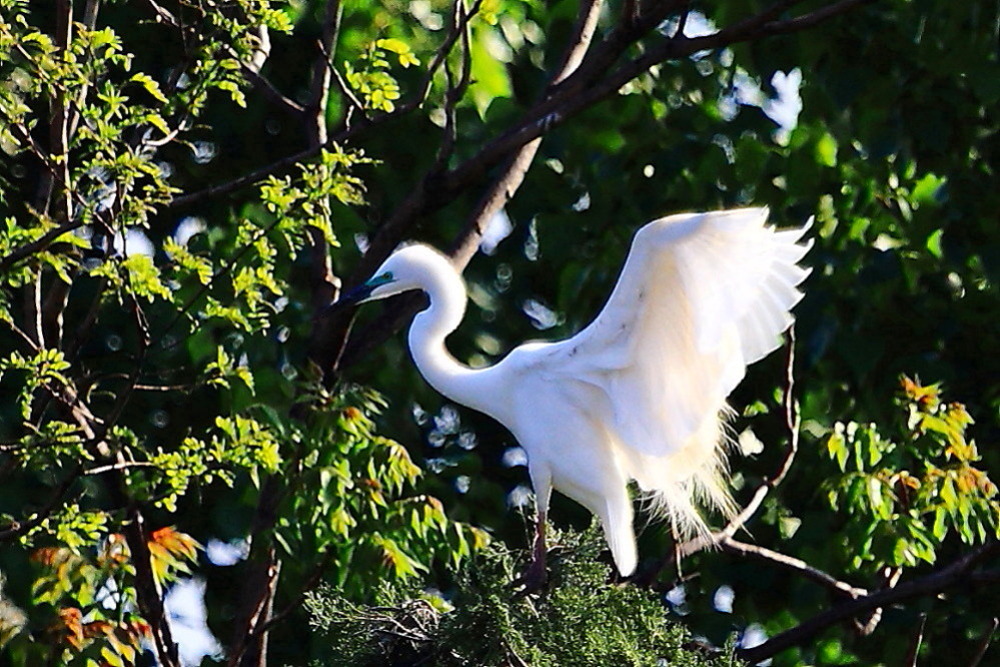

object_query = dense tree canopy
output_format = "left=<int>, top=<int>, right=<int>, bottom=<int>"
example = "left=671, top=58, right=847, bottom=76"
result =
left=0, top=0, right=997, bottom=665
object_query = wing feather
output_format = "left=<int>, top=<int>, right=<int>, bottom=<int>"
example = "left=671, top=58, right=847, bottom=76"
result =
left=537, top=207, right=811, bottom=464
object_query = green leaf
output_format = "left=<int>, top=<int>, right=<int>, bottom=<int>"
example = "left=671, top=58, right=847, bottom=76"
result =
left=468, top=24, right=512, bottom=117
left=926, top=229, right=944, bottom=258
left=130, top=72, right=168, bottom=103
left=932, top=506, right=948, bottom=541
left=815, top=132, right=838, bottom=167
left=911, top=173, right=947, bottom=205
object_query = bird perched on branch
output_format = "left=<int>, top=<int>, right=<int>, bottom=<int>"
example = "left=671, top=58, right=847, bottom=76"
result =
left=337, top=207, right=811, bottom=585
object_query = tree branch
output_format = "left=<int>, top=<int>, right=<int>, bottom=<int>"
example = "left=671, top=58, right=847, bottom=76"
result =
left=903, top=613, right=927, bottom=667
left=252, top=548, right=334, bottom=637
left=737, top=540, right=1000, bottom=663
left=336, top=0, right=610, bottom=370
left=123, top=509, right=181, bottom=667
left=437, top=0, right=872, bottom=208
left=718, top=536, right=867, bottom=600
left=168, top=0, right=483, bottom=211
left=449, top=0, right=606, bottom=270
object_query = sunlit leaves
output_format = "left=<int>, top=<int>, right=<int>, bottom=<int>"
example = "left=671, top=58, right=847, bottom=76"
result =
left=0, top=348, right=72, bottom=419
left=814, top=132, right=838, bottom=168
left=141, top=415, right=281, bottom=511
left=824, top=376, right=999, bottom=572
left=128, top=72, right=167, bottom=104
left=375, top=38, right=420, bottom=68
left=27, top=527, right=191, bottom=665
left=345, top=38, right=422, bottom=112
left=147, top=526, right=200, bottom=588
left=89, top=254, right=171, bottom=303
left=468, top=23, right=513, bottom=117
left=204, top=347, right=255, bottom=393
left=0, top=217, right=87, bottom=288
left=164, top=236, right=212, bottom=285
left=281, top=385, right=485, bottom=600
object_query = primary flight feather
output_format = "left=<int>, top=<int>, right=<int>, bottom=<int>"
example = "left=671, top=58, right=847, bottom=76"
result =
left=339, top=207, right=811, bottom=578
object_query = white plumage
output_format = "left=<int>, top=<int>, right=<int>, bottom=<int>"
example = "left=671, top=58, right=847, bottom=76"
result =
left=344, top=207, right=811, bottom=577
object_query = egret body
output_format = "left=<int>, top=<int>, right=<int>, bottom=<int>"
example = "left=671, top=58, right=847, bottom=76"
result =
left=342, top=208, right=811, bottom=577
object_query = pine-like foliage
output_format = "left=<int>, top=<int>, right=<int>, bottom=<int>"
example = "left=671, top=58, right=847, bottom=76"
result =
left=304, top=527, right=735, bottom=666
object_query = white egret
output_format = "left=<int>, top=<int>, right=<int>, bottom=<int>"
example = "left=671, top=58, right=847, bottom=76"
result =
left=339, top=208, right=811, bottom=581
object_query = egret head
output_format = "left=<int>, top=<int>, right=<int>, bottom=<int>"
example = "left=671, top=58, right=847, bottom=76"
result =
left=335, top=244, right=455, bottom=306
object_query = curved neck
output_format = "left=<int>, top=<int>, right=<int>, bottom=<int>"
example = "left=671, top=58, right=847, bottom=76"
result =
left=408, top=266, right=499, bottom=420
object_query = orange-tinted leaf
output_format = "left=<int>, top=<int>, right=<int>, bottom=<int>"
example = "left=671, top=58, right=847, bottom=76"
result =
left=148, top=526, right=201, bottom=562
left=901, top=375, right=941, bottom=411
left=57, top=607, right=85, bottom=650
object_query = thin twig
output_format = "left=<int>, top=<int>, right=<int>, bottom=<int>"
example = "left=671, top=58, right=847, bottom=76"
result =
left=431, top=0, right=475, bottom=170
left=252, top=548, right=335, bottom=637
left=447, top=0, right=606, bottom=270
left=321, top=40, right=369, bottom=128
left=969, top=618, right=999, bottom=667
left=242, top=65, right=305, bottom=115
left=719, top=536, right=867, bottom=599
left=903, top=613, right=927, bottom=667
left=84, top=461, right=157, bottom=475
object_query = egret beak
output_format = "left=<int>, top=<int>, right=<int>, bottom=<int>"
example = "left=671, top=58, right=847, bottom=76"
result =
left=324, top=273, right=395, bottom=314
left=335, top=282, right=376, bottom=306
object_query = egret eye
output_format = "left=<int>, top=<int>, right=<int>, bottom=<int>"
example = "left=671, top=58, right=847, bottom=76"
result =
left=367, top=271, right=394, bottom=288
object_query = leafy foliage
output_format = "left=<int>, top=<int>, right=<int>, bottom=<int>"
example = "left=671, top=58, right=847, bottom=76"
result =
left=825, top=376, right=998, bottom=572
left=25, top=529, right=193, bottom=667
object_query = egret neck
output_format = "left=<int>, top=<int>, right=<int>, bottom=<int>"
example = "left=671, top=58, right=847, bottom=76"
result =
left=406, top=259, right=504, bottom=423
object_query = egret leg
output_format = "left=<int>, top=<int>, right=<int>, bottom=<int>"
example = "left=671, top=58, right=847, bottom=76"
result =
left=516, top=509, right=548, bottom=593
left=515, top=470, right=552, bottom=593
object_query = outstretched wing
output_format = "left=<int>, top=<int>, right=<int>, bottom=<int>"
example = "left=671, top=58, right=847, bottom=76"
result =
left=538, top=207, right=811, bottom=461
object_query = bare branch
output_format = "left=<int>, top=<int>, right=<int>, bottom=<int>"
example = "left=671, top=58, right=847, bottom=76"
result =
left=737, top=540, right=1000, bottom=663
left=903, top=613, right=927, bottom=667
left=308, top=0, right=343, bottom=146
left=124, top=510, right=181, bottom=667
left=0, top=219, right=85, bottom=273
left=301, top=0, right=346, bottom=319
left=253, top=548, right=334, bottom=637
left=322, top=42, right=370, bottom=128
left=438, top=0, right=872, bottom=206
left=432, top=0, right=476, bottom=171
left=0, top=315, right=42, bottom=353
left=0, top=121, right=96, bottom=271
left=83, top=461, right=157, bottom=476
left=38, top=0, right=74, bottom=222
left=448, top=0, right=606, bottom=270
left=240, top=64, right=305, bottom=116
left=969, top=617, right=999, bottom=667
left=719, top=537, right=867, bottom=600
